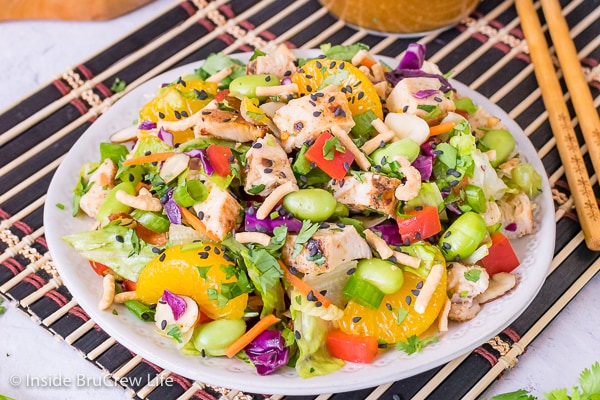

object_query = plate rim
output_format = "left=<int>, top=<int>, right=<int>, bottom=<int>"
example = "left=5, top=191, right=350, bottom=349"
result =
left=43, top=49, right=556, bottom=395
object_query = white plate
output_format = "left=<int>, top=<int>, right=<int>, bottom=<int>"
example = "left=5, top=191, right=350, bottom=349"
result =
left=44, top=50, right=555, bottom=395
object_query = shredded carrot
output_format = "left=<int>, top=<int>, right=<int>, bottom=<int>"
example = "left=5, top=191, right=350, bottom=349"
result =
left=121, top=151, right=175, bottom=166
left=179, top=205, right=221, bottom=242
left=429, top=121, right=456, bottom=136
left=135, top=182, right=151, bottom=193
left=224, top=313, right=281, bottom=358
left=360, top=57, right=377, bottom=68
left=278, top=260, right=332, bottom=308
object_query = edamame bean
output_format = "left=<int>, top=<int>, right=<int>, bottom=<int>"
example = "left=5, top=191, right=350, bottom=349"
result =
left=229, top=74, right=281, bottom=100
left=355, top=258, right=404, bottom=294
left=477, top=129, right=515, bottom=167
left=371, top=138, right=421, bottom=173
left=330, top=202, right=349, bottom=219
left=192, top=319, right=246, bottom=356
left=438, top=211, right=487, bottom=261
left=282, top=188, right=337, bottom=222
left=97, top=181, right=136, bottom=223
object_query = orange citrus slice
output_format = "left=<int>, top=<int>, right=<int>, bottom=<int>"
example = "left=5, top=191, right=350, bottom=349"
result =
left=339, top=266, right=447, bottom=344
left=136, top=243, right=248, bottom=320
left=291, top=59, right=383, bottom=119
left=139, top=79, right=218, bottom=144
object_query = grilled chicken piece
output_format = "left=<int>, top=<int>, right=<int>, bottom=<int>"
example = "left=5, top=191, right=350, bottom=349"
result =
left=79, top=158, right=117, bottom=219
left=386, top=77, right=455, bottom=125
left=497, top=192, right=535, bottom=239
left=192, top=183, right=242, bottom=240
left=194, top=109, right=267, bottom=143
left=446, top=262, right=489, bottom=322
left=272, top=85, right=355, bottom=153
left=246, top=44, right=297, bottom=79
left=281, top=225, right=371, bottom=275
left=327, top=172, right=400, bottom=216
left=244, top=134, right=296, bottom=197
left=446, top=263, right=490, bottom=304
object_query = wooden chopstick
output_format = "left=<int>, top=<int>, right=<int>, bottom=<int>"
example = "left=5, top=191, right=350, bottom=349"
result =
left=515, top=0, right=600, bottom=250
left=541, top=0, right=600, bottom=182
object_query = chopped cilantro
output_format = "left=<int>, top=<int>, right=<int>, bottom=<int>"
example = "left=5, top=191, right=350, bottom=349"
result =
left=464, top=269, right=482, bottom=282
left=396, top=335, right=438, bottom=355
left=111, top=77, right=127, bottom=93
left=165, top=324, right=183, bottom=343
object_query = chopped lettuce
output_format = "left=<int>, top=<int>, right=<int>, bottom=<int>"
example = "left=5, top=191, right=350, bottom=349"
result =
left=470, top=150, right=508, bottom=200
left=62, top=224, right=158, bottom=281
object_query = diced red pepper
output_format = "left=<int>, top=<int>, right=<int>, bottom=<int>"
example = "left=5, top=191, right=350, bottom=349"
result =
left=326, top=329, right=379, bottom=364
left=122, top=279, right=137, bottom=292
left=304, top=131, right=355, bottom=180
left=480, top=232, right=520, bottom=275
left=206, top=144, right=234, bottom=177
left=215, top=89, right=230, bottom=102
left=396, top=205, right=442, bottom=244
left=89, top=260, right=112, bottom=276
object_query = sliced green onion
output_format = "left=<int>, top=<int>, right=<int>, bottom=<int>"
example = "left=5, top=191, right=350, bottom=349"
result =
left=342, top=274, right=385, bottom=309
left=464, top=184, right=486, bottom=213
left=124, top=300, right=155, bottom=322
left=131, top=209, right=170, bottom=233
left=173, top=180, right=208, bottom=207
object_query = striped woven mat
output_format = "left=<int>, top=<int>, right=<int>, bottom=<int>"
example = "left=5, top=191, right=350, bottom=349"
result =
left=1, top=0, right=599, bottom=399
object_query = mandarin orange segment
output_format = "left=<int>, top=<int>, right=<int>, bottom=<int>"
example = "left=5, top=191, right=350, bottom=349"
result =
left=291, top=59, right=383, bottom=119
left=136, top=244, right=247, bottom=320
left=339, top=268, right=447, bottom=344
left=139, top=79, right=218, bottom=144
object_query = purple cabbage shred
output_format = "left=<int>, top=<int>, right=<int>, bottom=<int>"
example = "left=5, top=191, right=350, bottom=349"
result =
left=158, top=127, right=175, bottom=147
left=245, top=330, right=289, bottom=375
left=412, top=89, right=439, bottom=99
left=412, top=154, right=433, bottom=181
left=244, top=202, right=302, bottom=234
left=398, top=43, right=426, bottom=70
left=369, top=222, right=402, bottom=246
left=138, top=121, right=157, bottom=130
left=505, top=223, right=517, bottom=232
left=161, top=289, right=187, bottom=320
left=162, top=188, right=182, bottom=225
left=185, top=148, right=214, bottom=176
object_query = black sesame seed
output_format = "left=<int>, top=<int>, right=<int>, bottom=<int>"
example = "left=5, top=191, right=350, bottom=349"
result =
left=295, top=330, right=301, bottom=340
left=315, top=301, right=323, bottom=307
left=402, top=105, right=409, bottom=113
left=252, top=142, right=262, bottom=149
left=115, top=235, right=124, bottom=243
left=334, top=106, right=346, bottom=118
left=352, top=316, right=362, bottom=323
left=174, top=110, right=181, bottom=119
left=145, top=150, right=152, bottom=156
left=294, top=121, right=304, bottom=131
left=386, top=302, right=393, bottom=311
left=159, top=253, right=166, bottom=262
left=279, top=171, right=287, bottom=178
left=152, top=247, right=161, bottom=254
left=202, top=110, right=211, bottom=115
left=127, top=173, right=135, bottom=182
left=299, top=175, right=308, bottom=183
left=339, top=178, right=345, bottom=188
left=195, top=89, right=208, bottom=100
left=415, top=232, right=422, bottom=240
left=357, top=91, right=365, bottom=100
left=222, top=118, right=232, bottom=123
left=181, top=110, right=189, bottom=118
left=265, top=75, right=271, bottom=82
left=196, top=211, right=204, bottom=220
left=378, top=343, right=388, bottom=349
left=449, top=180, right=459, bottom=187
left=336, top=222, right=345, bottom=228
left=204, top=245, right=211, bottom=251
left=343, top=161, right=350, bottom=171
left=444, top=231, right=451, bottom=238
left=329, top=61, right=336, bottom=69
left=434, top=96, right=443, bottom=102
left=315, top=92, right=324, bottom=97
left=158, top=112, right=165, bottom=119
left=320, top=290, right=328, bottom=296
left=309, top=100, right=317, bottom=107
left=320, top=222, right=330, bottom=229
left=201, top=348, right=206, bottom=358
left=414, top=205, right=423, bottom=211
left=214, top=247, right=221, bottom=255
left=227, top=155, right=235, bottom=162
left=328, top=95, right=335, bottom=103
left=306, top=84, right=313, bottom=92
left=160, top=320, right=167, bottom=330
left=442, top=242, right=451, bottom=249
left=310, top=93, right=318, bottom=101
left=405, top=296, right=412, bottom=305
left=199, top=252, right=209, bottom=259
left=307, top=290, right=317, bottom=301
left=313, top=111, right=322, bottom=117
left=223, top=253, right=232, bottom=262
left=264, top=168, right=273, bottom=173
left=411, top=289, right=420, bottom=296
left=347, top=268, right=356, bottom=275
left=416, top=281, right=424, bottom=289
left=339, top=62, right=345, bottom=69
left=284, top=70, right=292, bottom=76
left=388, top=255, right=397, bottom=263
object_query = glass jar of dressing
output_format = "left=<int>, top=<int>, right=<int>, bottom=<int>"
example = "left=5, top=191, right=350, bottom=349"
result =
left=319, top=0, right=479, bottom=36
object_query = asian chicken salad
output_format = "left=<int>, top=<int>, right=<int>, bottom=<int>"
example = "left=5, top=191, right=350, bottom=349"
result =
left=62, top=42, right=544, bottom=377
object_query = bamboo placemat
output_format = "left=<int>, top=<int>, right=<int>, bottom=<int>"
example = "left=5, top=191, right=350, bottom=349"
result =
left=1, top=0, right=599, bottom=399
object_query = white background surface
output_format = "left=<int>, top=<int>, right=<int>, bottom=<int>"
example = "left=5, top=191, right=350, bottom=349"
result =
left=1, top=1, right=600, bottom=398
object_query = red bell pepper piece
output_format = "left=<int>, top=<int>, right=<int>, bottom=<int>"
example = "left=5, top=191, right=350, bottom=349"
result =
left=89, top=260, right=112, bottom=276
left=326, top=329, right=379, bottom=364
left=304, top=130, right=355, bottom=180
left=480, top=232, right=520, bottom=275
left=206, top=144, right=234, bottom=177
left=396, top=205, right=442, bottom=244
